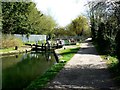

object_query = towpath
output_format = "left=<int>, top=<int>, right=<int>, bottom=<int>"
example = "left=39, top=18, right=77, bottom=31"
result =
left=46, top=38, right=119, bottom=90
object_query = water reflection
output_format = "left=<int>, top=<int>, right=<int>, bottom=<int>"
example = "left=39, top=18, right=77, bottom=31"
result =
left=2, top=51, right=56, bottom=89
left=15, top=55, right=18, bottom=58
left=45, top=52, right=51, bottom=61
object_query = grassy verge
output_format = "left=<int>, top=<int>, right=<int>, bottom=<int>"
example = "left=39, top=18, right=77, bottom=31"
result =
left=25, top=46, right=80, bottom=90
left=0, top=48, right=14, bottom=52
left=106, top=55, right=120, bottom=85
left=94, top=42, right=120, bottom=86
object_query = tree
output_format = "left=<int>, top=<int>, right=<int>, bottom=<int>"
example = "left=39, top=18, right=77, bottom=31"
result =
left=40, top=15, right=57, bottom=35
left=0, top=1, right=2, bottom=32
left=114, top=1, right=120, bottom=62
left=2, top=1, right=57, bottom=35
left=2, top=2, right=32, bottom=34
left=88, top=0, right=120, bottom=58
left=67, top=16, right=89, bottom=36
left=54, top=27, right=67, bottom=37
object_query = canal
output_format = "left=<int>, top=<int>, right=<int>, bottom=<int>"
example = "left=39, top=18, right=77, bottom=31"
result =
left=2, top=51, right=57, bottom=89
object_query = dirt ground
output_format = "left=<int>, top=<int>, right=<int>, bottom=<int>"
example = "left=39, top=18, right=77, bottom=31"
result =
left=45, top=38, right=119, bottom=90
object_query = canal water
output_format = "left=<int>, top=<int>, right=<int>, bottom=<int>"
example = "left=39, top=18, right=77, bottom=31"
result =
left=1, top=51, right=57, bottom=89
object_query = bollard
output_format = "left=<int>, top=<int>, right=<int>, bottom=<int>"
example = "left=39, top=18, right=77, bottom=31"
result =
left=42, top=43, right=43, bottom=51
left=56, top=43, right=58, bottom=49
left=15, top=46, right=18, bottom=50
left=53, top=50, right=59, bottom=63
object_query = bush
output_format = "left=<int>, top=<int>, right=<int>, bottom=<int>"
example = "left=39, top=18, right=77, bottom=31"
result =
left=96, top=22, right=106, bottom=53
left=106, top=36, right=116, bottom=54
left=115, top=29, right=120, bottom=62
left=1, top=34, right=23, bottom=49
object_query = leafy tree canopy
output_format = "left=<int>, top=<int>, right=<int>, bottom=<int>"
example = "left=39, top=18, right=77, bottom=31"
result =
left=2, top=1, right=56, bottom=35
left=66, top=15, right=90, bottom=36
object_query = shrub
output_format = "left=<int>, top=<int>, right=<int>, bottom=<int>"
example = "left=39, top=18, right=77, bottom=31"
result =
left=96, top=22, right=106, bottom=53
left=115, top=29, right=120, bottom=63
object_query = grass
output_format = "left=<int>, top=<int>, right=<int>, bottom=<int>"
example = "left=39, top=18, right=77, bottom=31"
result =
left=106, top=56, right=120, bottom=85
left=94, top=42, right=120, bottom=86
left=1, top=35, right=23, bottom=52
left=0, top=47, right=14, bottom=52
left=25, top=46, right=80, bottom=90
left=24, top=41, right=36, bottom=45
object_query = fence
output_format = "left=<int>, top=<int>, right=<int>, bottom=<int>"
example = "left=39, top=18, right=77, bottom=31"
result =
left=14, top=34, right=46, bottom=43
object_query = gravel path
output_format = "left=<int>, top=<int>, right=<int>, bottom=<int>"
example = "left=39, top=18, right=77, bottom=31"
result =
left=45, top=39, right=119, bottom=90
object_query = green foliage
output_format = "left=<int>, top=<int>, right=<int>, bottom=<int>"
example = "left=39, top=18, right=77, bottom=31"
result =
left=2, top=2, right=56, bottom=35
left=96, top=22, right=107, bottom=53
left=2, top=2, right=30, bottom=34
left=82, top=28, right=91, bottom=37
left=107, top=56, right=120, bottom=85
left=1, top=34, right=23, bottom=49
left=91, top=22, right=96, bottom=41
left=0, top=1, right=2, bottom=31
left=88, top=0, right=120, bottom=58
left=66, top=15, right=90, bottom=36
left=115, top=29, right=120, bottom=61
left=0, top=47, right=14, bottom=52
left=54, top=27, right=67, bottom=37
left=95, top=42, right=120, bottom=86
left=53, top=15, right=91, bottom=38
left=25, top=46, right=79, bottom=90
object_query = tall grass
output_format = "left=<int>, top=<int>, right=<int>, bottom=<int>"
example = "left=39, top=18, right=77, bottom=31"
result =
left=1, top=34, right=23, bottom=49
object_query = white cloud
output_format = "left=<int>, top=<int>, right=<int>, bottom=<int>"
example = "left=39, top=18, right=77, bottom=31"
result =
left=33, top=0, right=89, bottom=27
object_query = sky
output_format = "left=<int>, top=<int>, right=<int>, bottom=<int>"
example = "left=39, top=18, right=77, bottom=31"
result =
left=33, top=0, right=91, bottom=27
